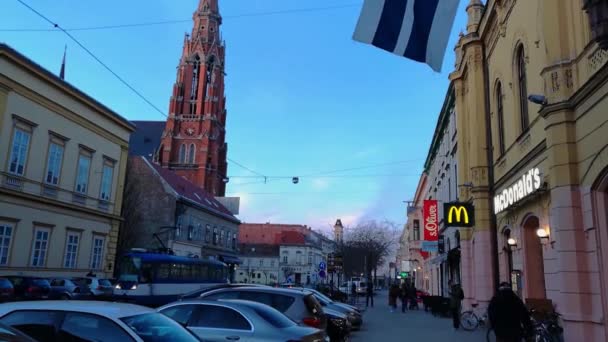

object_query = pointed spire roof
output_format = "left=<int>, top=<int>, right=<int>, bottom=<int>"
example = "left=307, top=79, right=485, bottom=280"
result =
left=59, top=45, right=66, bottom=80
left=197, top=0, right=219, bottom=14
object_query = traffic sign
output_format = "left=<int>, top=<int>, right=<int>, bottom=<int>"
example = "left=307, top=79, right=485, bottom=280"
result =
left=319, top=262, right=326, bottom=270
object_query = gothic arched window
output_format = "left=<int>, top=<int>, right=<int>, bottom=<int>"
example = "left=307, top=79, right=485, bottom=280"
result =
left=190, top=55, right=201, bottom=114
left=516, top=46, right=529, bottom=132
left=188, top=144, right=195, bottom=164
left=179, top=144, right=186, bottom=163
left=496, top=81, right=506, bottom=155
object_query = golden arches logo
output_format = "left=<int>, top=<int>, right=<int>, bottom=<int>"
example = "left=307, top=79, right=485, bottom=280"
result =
left=447, top=206, right=469, bottom=224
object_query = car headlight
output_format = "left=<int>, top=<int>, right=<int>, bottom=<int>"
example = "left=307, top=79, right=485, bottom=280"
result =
left=115, top=284, right=121, bottom=290
left=130, top=284, right=137, bottom=290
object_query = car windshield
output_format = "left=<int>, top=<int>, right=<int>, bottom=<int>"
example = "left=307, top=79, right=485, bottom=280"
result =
left=0, top=279, right=12, bottom=287
left=99, top=279, right=112, bottom=286
left=311, top=290, right=333, bottom=303
left=120, top=313, right=199, bottom=342
left=251, top=305, right=296, bottom=328
left=33, top=279, right=50, bottom=287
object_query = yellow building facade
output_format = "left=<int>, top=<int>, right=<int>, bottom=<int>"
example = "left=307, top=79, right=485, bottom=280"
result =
left=450, top=0, right=608, bottom=340
left=0, top=44, right=134, bottom=279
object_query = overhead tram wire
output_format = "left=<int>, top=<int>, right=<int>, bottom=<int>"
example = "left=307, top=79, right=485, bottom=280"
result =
left=14, top=0, right=267, bottom=183
left=1, top=3, right=362, bottom=32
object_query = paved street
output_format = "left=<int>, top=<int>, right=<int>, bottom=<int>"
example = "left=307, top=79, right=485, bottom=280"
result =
left=350, top=291, right=488, bottom=342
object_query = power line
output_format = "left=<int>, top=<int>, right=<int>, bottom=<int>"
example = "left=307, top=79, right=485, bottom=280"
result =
left=1, top=3, right=362, bottom=32
left=14, top=0, right=166, bottom=117
left=15, top=0, right=266, bottom=182
left=227, top=158, right=266, bottom=178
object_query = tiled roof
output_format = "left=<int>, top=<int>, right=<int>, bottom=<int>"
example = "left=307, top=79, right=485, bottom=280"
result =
left=129, top=121, right=165, bottom=157
left=277, top=231, right=306, bottom=245
left=239, top=244, right=280, bottom=257
left=141, top=157, right=239, bottom=223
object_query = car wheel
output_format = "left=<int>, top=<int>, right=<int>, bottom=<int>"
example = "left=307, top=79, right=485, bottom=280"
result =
left=60, top=294, right=70, bottom=300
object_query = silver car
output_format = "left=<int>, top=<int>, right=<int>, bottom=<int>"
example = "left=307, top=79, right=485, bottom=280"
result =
left=159, top=299, right=328, bottom=342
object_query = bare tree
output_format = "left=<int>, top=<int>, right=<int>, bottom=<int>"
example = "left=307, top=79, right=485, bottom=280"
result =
left=338, top=219, right=400, bottom=283
left=116, top=160, right=145, bottom=268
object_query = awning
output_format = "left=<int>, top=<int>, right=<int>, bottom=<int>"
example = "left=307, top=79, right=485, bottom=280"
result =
left=219, top=255, right=242, bottom=265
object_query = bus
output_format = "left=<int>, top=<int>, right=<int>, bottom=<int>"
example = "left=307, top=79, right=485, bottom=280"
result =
left=114, top=250, right=229, bottom=307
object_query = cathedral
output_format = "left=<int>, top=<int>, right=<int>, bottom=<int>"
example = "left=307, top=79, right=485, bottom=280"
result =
left=129, top=0, right=228, bottom=197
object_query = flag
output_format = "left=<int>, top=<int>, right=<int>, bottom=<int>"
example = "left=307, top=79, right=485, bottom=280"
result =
left=59, top=45, right=66, bottom=80
left=353, top=0, right=460, bottom=72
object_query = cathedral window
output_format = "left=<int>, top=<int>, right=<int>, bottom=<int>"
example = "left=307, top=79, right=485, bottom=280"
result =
left=179, top=144, right=186, bottom=164
left=188, top=144, right=195, bottom=164
left=190, top=55, right=201, bottom=114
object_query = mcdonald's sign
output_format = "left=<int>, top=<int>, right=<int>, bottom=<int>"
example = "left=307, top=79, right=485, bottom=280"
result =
left=444, top=202, right=475, bottom=227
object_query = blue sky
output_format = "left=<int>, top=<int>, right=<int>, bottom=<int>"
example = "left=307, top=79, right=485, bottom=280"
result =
left=1, top=0, right=469, bottom=233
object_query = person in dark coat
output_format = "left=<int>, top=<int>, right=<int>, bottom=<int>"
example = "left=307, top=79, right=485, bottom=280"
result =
left=408, top=282, right=418, bottom=309
left=351, top=282, right=357, bottom=305
left=400, top=282, right=409, bottom=312
left=366, top=281, right=374, bottom=308
left=388, top=284, right=399, bottom=312
left=488, top=282, right=533, bottom=342
left=448, top=280, right=464, bottom=329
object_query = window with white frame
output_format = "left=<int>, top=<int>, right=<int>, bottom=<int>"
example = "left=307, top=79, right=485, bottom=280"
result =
left=99, top=163, right=114, bottom=201
left=45, top=143, right=64, bottom=185
left=0, top=224, right=14, bottom=266
left=64, top=232, right=80, bottom=268
left=90, top=236, right=105, bottom=270
left=75, top=154, right=91, bottom=194
left=8, top=128, right=31, bottom=176
left=31, top=227, right=50, bottom=267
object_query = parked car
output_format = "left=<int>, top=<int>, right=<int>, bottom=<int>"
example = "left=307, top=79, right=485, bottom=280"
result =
left=197, top=286, right=327, bottom=330
left=5, top=276, right=50, bottom=300
left=0, top=321, right=37, bottom=342
left=198, top=286, right=350, bottom=342
left=49, top=278, right=91, bottom=300
left=293, top=288, right=363, bottom=330
left=159, top=299, right=328, bottom=342
left=0, top=278, right=15, bottom=302
left=179, top=283, right=269, bottom=300
left=0, top=300, right=200, bottom=342
left=317, top=285, right=348, bottom=303
left=74, top=277, right=113, bottom=300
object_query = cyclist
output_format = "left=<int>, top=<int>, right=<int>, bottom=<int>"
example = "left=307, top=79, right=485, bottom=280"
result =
left=488, top=282, right=533, bottom=342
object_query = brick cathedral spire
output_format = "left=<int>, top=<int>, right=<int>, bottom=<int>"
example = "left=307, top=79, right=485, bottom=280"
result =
left=159, top=0, right=228, bottom=196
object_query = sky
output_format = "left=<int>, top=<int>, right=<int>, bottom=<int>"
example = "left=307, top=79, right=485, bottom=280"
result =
left=1, top=0, right=470, bottom=234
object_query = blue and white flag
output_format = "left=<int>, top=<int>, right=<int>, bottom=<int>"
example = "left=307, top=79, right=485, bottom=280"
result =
left=353, top=0, right=460, bottom=72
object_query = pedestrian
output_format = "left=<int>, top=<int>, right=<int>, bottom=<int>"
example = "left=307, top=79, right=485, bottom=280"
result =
left=351, top=282, right=357, bottom=305
left=408, top=282, right=418, bottom=310
left=488, top=282, right=533, bottom=342
left=448, top=280, right=464, bottom=330
left=388, top=284, right=399, bottom=312
left=400, top=282, right=409, bottom=313
left=366, top=281, right=374, bottom=308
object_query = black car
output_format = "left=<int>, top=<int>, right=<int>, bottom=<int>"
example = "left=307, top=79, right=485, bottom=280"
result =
left=49, top=278, right=90, bottom=300
left=0, top=279, right=14, bottom=303
left=5, top=276, right=50, bottom=300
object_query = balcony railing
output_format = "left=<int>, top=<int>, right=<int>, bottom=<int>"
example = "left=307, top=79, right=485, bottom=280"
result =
left=1, top=172, right=116, bottom=214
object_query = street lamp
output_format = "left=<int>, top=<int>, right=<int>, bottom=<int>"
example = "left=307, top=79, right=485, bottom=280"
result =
left=536, top=227, right=550, bottom=245
left=507, top=238, right=518, bottom=249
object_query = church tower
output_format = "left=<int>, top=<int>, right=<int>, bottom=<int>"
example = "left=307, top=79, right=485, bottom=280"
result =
left=158, top=0, right=228, bottom=196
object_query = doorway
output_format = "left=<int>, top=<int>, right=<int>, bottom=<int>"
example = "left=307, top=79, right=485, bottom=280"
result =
left=523, top=215, right=546, bottom=299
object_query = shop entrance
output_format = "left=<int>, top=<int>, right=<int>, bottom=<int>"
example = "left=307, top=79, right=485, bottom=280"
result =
left=523, top=215, right=546, bottom=299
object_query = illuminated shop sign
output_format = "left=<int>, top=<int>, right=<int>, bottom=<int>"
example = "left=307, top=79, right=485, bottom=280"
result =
left=494, top=168, right=541, bottom=214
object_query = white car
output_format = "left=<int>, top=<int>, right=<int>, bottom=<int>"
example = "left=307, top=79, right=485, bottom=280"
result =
left=0, top=301, right=200, bottom=342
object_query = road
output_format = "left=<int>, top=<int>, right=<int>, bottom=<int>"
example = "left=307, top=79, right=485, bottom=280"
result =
left=350, top=291, right=490, bottom=342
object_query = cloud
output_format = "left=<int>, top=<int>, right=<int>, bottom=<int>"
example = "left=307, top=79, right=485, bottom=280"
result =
left=311, top=178, right=330, bottom=190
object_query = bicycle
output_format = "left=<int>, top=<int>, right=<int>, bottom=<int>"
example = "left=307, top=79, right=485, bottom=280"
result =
left=530, top=309, right=564, bottom=342
left=461, top=303, right=487, bottom=331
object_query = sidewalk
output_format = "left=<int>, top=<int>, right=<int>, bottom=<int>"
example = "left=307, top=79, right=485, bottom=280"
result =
left=350, top=293, right=488, bottom=341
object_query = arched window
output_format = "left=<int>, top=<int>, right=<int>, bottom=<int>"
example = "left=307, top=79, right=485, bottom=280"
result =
left=496, top=82, right=506, bottom=155
left=190, top=55, right=201, bottom=114
left=188, top=144, right=195, bottom=164
left=516, top=46, right=529, bottom=132
left=179, top=144, right=186, bottom=163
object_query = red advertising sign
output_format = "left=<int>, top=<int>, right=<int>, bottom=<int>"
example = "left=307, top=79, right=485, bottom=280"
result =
left=423, top=200, right=439, bottom=243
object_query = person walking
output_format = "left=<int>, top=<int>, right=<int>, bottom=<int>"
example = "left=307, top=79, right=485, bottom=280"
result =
left=388, top=284, right=399, bottom=313
left=408, top=282, right=418, bottom=310
left=351, top=282, right=357, bottom=305
left=448, top=280, right=464, bottom=330
left=488, top=282, right=533, bottom=342
left=400, top=282, right=409, bottom=313
left=366, top=281, right=374, bottom=308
